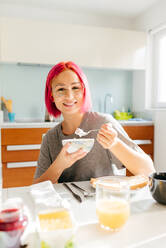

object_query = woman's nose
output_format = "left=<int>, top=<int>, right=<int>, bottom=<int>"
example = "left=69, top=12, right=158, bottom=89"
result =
left=65, top=89, right=74, bottom=99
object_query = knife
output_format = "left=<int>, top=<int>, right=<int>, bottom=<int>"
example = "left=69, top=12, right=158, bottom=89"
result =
left=63, top=183, right=82, bottom=203
left=71, top=183, right=95, bottom=197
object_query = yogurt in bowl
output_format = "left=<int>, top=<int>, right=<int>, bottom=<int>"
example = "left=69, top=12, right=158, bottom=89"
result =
left=62, top=138, right=94, bottom=153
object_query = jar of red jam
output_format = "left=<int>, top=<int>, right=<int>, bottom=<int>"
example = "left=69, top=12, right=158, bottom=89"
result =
left=0, top=198, right=28, bottom=248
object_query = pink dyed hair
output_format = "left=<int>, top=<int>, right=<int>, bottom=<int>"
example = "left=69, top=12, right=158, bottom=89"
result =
left=45, top=61, right=92, bottom=118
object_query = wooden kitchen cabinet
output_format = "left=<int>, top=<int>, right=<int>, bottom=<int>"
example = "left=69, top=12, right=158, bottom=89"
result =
left=1, top=125, right=154, bottom=188
left=0, top=17, right=146, bottom=69
left=123, top=125, right=154, bottom=176
left=1, top=128, right=50, bottom=188
left=123, top=125, right=154, bottom=159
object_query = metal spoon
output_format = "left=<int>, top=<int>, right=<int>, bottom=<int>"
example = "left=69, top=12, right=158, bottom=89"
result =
left=71, top=183, right=95, bottom=197
left=75, top=128, right=99, bottom=137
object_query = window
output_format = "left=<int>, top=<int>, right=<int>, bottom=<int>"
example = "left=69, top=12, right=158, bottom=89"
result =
left=146, top=25, right=166, bottom=109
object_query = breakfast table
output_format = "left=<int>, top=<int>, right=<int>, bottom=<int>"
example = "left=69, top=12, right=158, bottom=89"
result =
left=2, top=181, right=166, bottom=248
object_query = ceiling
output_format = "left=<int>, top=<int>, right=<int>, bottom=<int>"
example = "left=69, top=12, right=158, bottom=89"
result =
left=0, top=0, right=161, bottom=18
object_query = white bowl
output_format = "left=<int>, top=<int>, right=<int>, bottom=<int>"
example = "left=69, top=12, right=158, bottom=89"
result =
left=62, top=138, right=94, bottom=153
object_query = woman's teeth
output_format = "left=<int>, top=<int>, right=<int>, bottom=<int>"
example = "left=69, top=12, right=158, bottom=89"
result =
left=64, top=102, right=76, bottom=106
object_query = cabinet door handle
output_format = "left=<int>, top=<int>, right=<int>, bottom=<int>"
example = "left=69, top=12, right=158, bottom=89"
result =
left=7, top=145, right=41, bottom=151
left=7, top=161, right=37, bottom=168
left=134, top=140, right=152, bottom=145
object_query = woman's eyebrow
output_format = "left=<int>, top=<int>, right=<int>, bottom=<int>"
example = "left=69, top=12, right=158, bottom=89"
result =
left=71, top=82, right=82, bottom=85
left=54, top=83, right=65, bottom=87
left=54, top=82, right=81, bottom=87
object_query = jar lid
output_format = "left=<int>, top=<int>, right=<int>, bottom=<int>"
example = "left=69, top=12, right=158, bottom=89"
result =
left=96, top=176, right=129, bottom=191
left=0, top=198, right=23, bottom=223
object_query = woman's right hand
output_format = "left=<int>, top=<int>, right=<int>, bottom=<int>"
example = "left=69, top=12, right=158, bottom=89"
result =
left=33, top=142, right=87, bottom=185
left=55, top=142, right=87, bottom=170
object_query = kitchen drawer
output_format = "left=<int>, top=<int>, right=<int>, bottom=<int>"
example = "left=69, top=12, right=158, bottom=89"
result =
left=2, top=164, right=37, bottom=188
left=123, top=125, right=154, bottom=141
left=123, top=125, right=154, bottom=176
left=1, top=128, right=50, bottom=188
left=123, top=125, right=154, bottom=159
left=2, top=146, right=40, bottom=162
left=1, top=128, right=50, bottom=145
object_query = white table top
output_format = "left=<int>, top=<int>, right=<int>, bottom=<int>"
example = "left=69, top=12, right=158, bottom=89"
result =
left=0, top=120, right=153, bottom=129
left=2, top=181, right=166, bottom=248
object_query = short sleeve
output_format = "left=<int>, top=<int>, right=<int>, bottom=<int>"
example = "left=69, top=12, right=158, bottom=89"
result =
left=103, top=114, right=146, bottom=169
left=104, top=114, right=145, bottom=154
left=34, top=134, right=52, bottom=179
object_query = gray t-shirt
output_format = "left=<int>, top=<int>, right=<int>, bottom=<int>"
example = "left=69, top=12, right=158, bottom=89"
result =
left=34, top=112, right=144, bottom=182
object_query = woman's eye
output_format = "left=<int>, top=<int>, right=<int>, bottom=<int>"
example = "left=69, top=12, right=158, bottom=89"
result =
left=73, top=87, right=80, bottom=90
left=57, top=88, right=64, bottom=92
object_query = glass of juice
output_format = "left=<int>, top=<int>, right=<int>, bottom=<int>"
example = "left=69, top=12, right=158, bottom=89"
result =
left=0, top=198, right=28, bottom=248
left=96, top=177, right=130, bottom=231
left=37, top=207, right=77, bottom=248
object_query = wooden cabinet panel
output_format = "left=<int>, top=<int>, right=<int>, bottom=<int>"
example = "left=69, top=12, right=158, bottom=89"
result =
left=123, top=125, right=154, bottom=159
left=1, top=128, right=49, bottom=188
left=123, top=125, right=154, bottom=176
left=1, top=128, right=49, bottom=145
left=139, top=144, right=153, bottom=158
left=2, top=146, right=40, bottom=162
left=123, top=125, right=154, bottom=140
left=2, top=163, right=36, bottom=188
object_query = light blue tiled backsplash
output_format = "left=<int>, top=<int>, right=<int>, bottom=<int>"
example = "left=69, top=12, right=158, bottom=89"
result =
left=0, top=63, right=133, bottom=121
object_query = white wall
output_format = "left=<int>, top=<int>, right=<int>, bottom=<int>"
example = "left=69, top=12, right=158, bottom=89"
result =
left=154, top=111, right=166, bottom=171
left=132, top=71, right=145, bottom=113
left=0, top=3, right=133, bottom=30
left=133, top=0, right=166, bottom=31
left=133, top=0, right=166, bottom=171
left=132, top=71, right=153, bottom=120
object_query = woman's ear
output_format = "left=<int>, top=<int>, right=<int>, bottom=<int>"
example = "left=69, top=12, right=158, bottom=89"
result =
left=51, top=94, right=54, bottom=102
left=50, top=90, right=54, bottom=102
left=50, top=80, right=54, bottom=102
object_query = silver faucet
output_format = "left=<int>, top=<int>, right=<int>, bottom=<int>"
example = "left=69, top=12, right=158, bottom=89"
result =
left=44, top=108, right=54, bottom=122
left=104, top=93, right=113, bottom=113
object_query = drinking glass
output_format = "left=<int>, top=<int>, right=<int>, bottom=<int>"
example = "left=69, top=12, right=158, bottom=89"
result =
left=8, top=112, right=15, bottom=122
left=0, top=198, right=28, bottom=248
left=96, top=177, right=130, bottom=231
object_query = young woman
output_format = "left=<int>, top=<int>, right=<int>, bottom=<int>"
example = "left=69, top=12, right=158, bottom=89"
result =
left=33, top=61, right=155, bottom=184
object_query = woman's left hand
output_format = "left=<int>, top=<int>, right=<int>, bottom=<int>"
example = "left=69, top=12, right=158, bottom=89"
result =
left=97, top=123, right=118, bottom=150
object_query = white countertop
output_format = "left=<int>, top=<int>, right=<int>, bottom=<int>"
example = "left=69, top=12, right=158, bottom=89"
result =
left=0, top=120, right=154, bottom=128
left=2, top=182, right=166, bottom=248
left=0, top=122, right=59, bottom=128
left=119, top=120, right=154, bottom=126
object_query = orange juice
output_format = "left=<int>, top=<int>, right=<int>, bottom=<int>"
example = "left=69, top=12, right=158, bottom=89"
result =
left=96, top=199, right=130, bottom=230
left=38, top=209, right=73, bottom=231
left=37, top=209, right=76, bottom=248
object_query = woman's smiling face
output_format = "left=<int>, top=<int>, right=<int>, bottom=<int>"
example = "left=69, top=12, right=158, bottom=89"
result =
left=51, top=69, right=84, bottom=116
